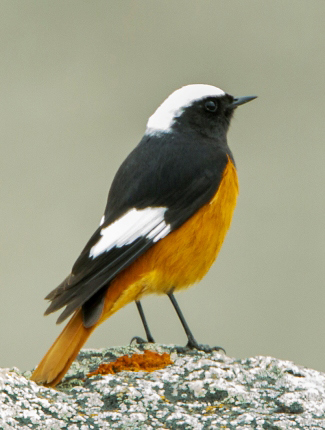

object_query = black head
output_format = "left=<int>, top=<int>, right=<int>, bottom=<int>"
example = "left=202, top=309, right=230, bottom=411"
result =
left=146, top=84, right=256, bottom=139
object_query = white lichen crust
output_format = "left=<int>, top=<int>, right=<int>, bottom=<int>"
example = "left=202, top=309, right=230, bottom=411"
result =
left=1, top=345, right=325, bottom=429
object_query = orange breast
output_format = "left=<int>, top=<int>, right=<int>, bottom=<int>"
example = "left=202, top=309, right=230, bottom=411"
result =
left=145, top=157, right=239, bottom=291
left=103, top=157, right=239, bottom=319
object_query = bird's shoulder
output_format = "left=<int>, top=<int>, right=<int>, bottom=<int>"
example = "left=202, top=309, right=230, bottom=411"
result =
left=104, top=132, right=232, bottom=222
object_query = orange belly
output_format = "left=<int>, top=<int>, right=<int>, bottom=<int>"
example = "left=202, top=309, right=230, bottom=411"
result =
left=100, top=158, right=239, bottom=320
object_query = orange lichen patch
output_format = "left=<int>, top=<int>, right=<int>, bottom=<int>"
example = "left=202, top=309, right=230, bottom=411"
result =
left=205, top=404, right=225, bottom=414
left=87, top=350, right=173, bottom=377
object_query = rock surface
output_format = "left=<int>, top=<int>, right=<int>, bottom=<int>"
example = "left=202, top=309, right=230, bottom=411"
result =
left=1, top=344, right=325, bottom=429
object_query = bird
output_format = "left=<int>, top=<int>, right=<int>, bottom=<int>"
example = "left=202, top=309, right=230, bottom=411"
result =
left=31, top=84, right=256, bottom=387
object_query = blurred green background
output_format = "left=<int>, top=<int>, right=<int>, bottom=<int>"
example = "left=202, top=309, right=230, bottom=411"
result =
left=1, top=1, right=325, bottom=374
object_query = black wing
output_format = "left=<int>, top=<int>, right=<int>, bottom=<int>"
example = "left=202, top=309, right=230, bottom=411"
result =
left=45, top=132, right=231, bottom=326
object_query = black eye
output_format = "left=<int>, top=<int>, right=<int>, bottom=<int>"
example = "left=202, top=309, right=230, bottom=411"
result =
left=204, top=100, right=218, bottom=112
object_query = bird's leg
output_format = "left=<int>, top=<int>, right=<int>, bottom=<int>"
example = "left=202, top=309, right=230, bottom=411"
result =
left=167, top=290, right=198, bottom=348
left=167, top=290, right=225, bottom=354
left=130, top=300, right=155, bottom=345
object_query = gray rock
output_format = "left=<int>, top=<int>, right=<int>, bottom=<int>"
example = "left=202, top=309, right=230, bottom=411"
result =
left=1, top=344, right=325, bottom=429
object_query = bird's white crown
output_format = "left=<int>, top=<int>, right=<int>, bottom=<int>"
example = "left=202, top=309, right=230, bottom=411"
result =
left=146, top=84, right=226, bottom=133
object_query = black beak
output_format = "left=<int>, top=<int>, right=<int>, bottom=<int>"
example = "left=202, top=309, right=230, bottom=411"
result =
left=230, top=95, right=257, bottom=108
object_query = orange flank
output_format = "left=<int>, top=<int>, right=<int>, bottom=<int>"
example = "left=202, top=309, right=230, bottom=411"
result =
left=31, top=158, right=238, bottom=387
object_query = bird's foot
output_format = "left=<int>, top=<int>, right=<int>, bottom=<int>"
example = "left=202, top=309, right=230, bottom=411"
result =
left=130, top=336, right=155, bottom=346
left=174, top=337, right=226, bottom=354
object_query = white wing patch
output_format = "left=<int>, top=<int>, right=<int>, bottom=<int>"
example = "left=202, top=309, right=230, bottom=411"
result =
left=89, top=207, right=171, bottom=259
left=146, top=84, right=226, bottom=133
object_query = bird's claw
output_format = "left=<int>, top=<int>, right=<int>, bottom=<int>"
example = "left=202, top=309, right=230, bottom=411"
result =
left=130, top=336, right=155, bottom=346
left=174, top=341, right=226, bottom=355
